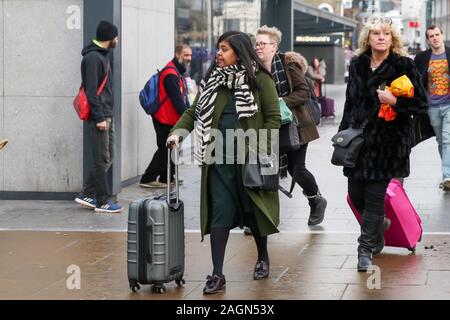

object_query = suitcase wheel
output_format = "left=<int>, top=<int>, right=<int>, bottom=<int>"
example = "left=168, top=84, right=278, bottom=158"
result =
left=152, top=285, right=166, bottom=294
left=408, top=247, right=416, bottom=253
left=175, top=278, right=186, bottom=287
left=130, top=282, right=140, bottom=293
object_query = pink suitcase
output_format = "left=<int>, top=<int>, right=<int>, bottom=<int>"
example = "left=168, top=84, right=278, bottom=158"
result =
left=347, top=179, right=423, bottom=252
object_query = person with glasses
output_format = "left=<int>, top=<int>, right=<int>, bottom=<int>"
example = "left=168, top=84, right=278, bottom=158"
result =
left=337, top=15, right=427, bottom=271
left=167, top=31, right=281, bottom=294
left=255, top=25, right=327, bottom=226
left=414, top=25, right=450, bottom=191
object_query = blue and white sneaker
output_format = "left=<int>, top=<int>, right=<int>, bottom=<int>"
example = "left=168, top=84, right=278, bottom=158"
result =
left=94, top=202, right=123, bottom=214
left=75, top=195, right=98, bottom=209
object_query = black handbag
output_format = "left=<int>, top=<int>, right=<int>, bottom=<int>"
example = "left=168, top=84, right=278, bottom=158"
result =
left=243, top=153, right=279, bottom=192
left=330, top=94, right=383, bottom=169
left=306, top=98, right=321, bottom=126
left=279, top=114, right=301, bottom=152
left=411, top=113, right=435, bottom=147
left=331, top=127, right=365, bottom=168
left=305, top=79, right=322, bottom=125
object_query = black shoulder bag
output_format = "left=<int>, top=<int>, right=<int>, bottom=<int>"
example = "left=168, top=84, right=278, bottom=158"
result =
left=331, top=126, right=365, bottom=168
left=243, top=152, right=280, bottom=192
left=331, top=81, right=387, bottom=168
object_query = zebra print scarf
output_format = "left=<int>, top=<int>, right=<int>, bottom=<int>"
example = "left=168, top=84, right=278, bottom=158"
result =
left=194, top=64, right=258, bottom=164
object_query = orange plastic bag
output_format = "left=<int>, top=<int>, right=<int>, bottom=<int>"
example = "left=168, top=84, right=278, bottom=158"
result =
left=378, top=75, right=414, bottom=121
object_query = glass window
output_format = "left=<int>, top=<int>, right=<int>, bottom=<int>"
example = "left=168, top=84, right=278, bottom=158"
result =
left=211, top=0, right=261, bottom=41
left=176, top=0, right=209, bottom=84
left=176, top=0, right=261, bottom=84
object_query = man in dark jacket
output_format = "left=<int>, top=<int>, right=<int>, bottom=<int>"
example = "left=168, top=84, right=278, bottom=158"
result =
left=75, top=21, right=122, bottom=213
left=414, top=25, right=450, bottom=191
left=140, top=45, right=191, bottom=188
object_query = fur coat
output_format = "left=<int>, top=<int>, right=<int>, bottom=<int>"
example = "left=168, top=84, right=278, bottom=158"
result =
left=338, top=51, right=427, bottom=181
left=282, top=52, right=320, bottom=145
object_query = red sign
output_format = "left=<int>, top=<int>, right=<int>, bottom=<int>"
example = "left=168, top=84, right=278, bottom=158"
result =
left=409, top=21, right=420, bottom=28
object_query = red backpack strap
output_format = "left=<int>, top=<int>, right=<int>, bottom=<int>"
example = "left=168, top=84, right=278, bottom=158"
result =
left=97, top=64, right=110, bottom=96
left=158, top=65, right=181, bottom=105
left=159, top=66, right=180, bottom=82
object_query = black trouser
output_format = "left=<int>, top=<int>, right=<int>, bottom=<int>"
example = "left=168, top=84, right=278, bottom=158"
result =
left=141, top=117, right=175, bottom=184
left=82, top=118, right=114, bottom=205
left=348, top=179, right=390, bottom=253
left=286, top=143, right=319, bottom=197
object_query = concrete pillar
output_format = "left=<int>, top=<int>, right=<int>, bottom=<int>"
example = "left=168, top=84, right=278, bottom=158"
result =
left=0, top=0, right=84, bottom=200
left=83, top=0, right=122, bottom=198
left=260, top=0, right=294, bottom=52
left=121, top=0, right=175, bottom=186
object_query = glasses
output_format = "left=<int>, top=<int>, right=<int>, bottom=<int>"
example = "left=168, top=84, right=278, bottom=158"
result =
left=367, top=16, right=393, bottom=25
left=254, top=42, right=275, bottom=49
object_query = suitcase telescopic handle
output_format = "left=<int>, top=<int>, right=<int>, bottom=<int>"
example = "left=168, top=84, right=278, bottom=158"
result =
left=167, top=146, right=180, bottom=205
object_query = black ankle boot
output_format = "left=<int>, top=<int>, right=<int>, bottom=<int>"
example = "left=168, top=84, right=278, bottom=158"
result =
left=373, top=217, right=391, bottom=256
left=305, top=192, right=327, bottom=225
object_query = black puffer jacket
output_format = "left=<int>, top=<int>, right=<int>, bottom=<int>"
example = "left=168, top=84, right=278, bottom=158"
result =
left=338, top=51, right=427, bottom=181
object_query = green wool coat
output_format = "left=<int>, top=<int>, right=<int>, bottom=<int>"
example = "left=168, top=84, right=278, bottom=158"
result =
left=171, top=70, right=281, bottom=240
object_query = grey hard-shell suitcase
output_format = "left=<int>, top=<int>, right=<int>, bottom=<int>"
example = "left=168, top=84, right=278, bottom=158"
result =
left=127, top=148, right=185, bottom=293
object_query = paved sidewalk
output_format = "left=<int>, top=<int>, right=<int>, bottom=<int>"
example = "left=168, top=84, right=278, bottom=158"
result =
left=1, top=231, right=450, bottom=300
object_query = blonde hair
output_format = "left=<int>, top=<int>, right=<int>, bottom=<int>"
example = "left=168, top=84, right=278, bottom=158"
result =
left=357, top=17, right=406, bottom=56
left=256, top=25, right=282, bottom=45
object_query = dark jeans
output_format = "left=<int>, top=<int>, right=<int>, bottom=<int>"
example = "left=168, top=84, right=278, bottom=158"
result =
left=82, top=118, right=114, bottom=205
left=286, top=143, right=319, bottom=196
left=141, top=117, right=175, bottom=184
left=348, top=179, right=390, bottom=252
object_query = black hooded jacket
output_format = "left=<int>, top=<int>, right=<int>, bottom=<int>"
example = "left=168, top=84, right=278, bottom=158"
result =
left=81, top=42, right=114, bottom=123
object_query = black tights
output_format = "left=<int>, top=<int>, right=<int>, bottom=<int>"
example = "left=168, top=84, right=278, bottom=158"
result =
left=210, top=227, right=268, bottom=277
left=287, top=144, right=319, bottom=196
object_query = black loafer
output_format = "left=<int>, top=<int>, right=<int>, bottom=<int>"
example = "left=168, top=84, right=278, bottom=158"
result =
left=203, top=275, right=226, bottom=294
left=253, top=260, right=270, bottom=280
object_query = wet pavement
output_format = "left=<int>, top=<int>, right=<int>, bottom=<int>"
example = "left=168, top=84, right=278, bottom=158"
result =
left=0, top=84, right=449, bottom=300
left=1, top=231, right=450, bottom=300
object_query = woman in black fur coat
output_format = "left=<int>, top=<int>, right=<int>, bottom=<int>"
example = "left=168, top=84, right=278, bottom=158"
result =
left=338, top=16, right=427, bottom=271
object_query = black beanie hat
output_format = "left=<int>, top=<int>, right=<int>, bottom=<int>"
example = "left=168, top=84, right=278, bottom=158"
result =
left=96, top=21, right=119, bottom=41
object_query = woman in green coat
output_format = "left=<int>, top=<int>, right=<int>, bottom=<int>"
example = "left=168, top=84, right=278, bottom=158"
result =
left=167, top=31, right=281, bottom=294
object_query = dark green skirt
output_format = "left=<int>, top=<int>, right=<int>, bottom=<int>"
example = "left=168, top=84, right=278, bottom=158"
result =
left=207, top=163, right=260, bottom=230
